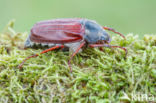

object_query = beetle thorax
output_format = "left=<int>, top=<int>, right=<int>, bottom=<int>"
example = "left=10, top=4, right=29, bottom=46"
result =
left=83, top=19, right=110, bottom=44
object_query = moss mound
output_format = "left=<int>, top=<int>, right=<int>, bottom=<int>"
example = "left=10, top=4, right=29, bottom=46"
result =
left=0, top=21, right=155, bottom=103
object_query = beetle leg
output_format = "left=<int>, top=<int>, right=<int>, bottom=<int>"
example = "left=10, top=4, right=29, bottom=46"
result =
left=99, top=47, right=104, bottom=51
left=18, top=45, right=64, bottom=69
left=68, top=41, right=85, bottom=72
left=89, top=44, right=127, bottom=56
left=103, top=27, right=126, bottom=39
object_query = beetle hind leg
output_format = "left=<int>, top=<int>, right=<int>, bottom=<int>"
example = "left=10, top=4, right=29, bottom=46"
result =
left=18, top=45, right=64, bottom=69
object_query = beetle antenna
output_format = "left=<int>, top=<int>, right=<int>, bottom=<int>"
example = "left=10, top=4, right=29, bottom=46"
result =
left=103, top=27, right=126, bottom=39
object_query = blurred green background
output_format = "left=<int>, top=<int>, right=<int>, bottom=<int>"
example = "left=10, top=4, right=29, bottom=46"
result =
left=0, top=0, right=156, bottom=37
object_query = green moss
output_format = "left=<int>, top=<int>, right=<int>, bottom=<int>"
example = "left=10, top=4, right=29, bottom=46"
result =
left=0, top=21, right=156, bottom=103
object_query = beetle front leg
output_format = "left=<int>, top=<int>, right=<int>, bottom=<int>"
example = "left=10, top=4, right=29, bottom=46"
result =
left=68, top=41, right=85, bottom=72
left=103, top=26, right=126, bottom=39
left=89, top=44, right=127, bottom=56
left=18, top=45, right=64, bottom=69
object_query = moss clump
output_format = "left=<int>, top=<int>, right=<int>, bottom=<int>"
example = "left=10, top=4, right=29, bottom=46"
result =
left=0, top=21, right=156, bottom=103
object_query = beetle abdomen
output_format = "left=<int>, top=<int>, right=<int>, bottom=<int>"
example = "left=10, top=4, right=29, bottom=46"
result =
left=24, top=35, right=60, bottom=48
left=25, top=38, right=61, bottom=48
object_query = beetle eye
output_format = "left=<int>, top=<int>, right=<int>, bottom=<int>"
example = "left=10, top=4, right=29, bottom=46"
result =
left=101, top=36, right=105, bottom=40
left=100, top=35, right=108, bottom=41
left=100, top=31, right=110, bottom=41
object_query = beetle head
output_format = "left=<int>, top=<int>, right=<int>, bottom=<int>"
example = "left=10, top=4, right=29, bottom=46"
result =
left=84, top=20, right=111, bottom=44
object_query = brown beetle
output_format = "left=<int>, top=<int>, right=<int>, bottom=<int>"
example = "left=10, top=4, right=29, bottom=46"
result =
left=18, top=18, right=127, bottom=71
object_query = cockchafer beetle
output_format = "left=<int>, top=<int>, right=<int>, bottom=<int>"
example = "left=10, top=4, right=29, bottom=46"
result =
left=18, top=18, right=127, bottom=72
